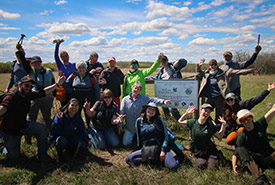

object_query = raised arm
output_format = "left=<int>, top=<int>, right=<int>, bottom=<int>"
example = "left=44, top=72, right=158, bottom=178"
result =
left=83, top=100, right=97, bottom=118
left=265, top=103, right=275, bottom=123
left=240, top=45, right=261, bottom=69
left=213, top=117, right=227, bottom=140
left=44, top=76, right=66, bottom=95
left=178, top=105, right=196, bottom=125
left=54, top=40, right=64, bottom=70
left=142, top=53, right=163, bottom=77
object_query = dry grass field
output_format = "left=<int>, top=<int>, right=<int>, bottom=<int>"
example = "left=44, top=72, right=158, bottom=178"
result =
left=0, top=71, right=274, bottom=185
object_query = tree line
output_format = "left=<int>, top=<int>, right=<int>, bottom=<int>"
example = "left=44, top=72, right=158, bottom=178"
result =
left=0, top=51, right=274, bottom=74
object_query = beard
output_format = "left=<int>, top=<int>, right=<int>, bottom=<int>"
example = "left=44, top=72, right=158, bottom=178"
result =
left=20, top=89, right=31, bottom=97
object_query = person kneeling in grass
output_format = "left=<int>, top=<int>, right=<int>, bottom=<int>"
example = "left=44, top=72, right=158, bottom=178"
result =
left=178, top=103, right=228, bottom=170
left=234, top=105, right=275, bottom=184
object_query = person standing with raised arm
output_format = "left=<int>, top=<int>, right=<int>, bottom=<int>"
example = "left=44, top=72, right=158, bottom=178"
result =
left=122, top=53, right=164, bottom=97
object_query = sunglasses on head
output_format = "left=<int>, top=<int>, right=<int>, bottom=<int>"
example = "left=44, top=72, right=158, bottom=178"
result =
left=131, top=63, right=138, bottom=67
left=240, top=116, right=252, bottom=123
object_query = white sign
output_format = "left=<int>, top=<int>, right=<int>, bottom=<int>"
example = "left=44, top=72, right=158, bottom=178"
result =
left=154, top=80, right=198, bottom=109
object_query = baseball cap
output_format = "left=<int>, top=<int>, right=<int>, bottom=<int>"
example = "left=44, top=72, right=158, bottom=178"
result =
left=20, top=76, right=35, bottom=84
left=223, top=51, right=233, bottom=57
left=108, top=56, right=116, bottom=62
left=201, top=103, right=213, bottom=111
left=31, top=56, right=42, bottom=63
left=131, top=59, right=139, bottom=66
left=225, top=93, right=236, bottom=100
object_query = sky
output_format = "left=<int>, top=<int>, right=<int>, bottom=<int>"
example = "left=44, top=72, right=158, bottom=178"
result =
left=0, top=0, right=274, bottom=64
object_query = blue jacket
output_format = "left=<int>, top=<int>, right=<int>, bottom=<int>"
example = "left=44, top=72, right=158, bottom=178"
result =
left=50, top=112, right=89, bottom=143
left=155, top=63, right=181, bottom=79
left=54, top=44, right=76, bottom=79
left=135, top=117, right=168, bottom=152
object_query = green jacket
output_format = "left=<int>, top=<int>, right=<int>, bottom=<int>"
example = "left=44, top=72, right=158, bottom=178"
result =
left=123, top=59, right=161, bottom=97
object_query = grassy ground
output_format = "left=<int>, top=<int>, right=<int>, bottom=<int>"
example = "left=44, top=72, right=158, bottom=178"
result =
left=0, top=72, right=274, bottom=185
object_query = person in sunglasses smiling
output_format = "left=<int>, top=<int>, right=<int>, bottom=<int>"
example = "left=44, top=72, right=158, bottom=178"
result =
left=235, top=106, right=275, bottom=184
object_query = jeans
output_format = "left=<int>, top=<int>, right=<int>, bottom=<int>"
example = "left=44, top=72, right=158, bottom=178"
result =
left=125, top=149, right=180, bottom=170
left=0, top=121, right=48, bottom=159
left=207, top=95, right=224, bottom=124
left=122, top=129, right=135, bottom=146
left=96, top=128, right=119, bottom=149
left=54, top=136, right=87, bottom=158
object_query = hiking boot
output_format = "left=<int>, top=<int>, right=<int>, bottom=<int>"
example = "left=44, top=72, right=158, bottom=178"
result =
left=253, top=175, right=270, bottom=185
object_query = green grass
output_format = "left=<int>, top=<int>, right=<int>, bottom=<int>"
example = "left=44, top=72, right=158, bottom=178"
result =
left=0, top=72, right=274, bottom=184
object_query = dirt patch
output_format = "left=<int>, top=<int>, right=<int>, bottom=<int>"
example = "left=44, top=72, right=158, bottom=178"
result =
left=92, top=150, right=131, bottom=167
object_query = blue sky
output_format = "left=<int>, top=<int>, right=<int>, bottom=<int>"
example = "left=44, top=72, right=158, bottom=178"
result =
left=0, top=0, right=274, bottom=64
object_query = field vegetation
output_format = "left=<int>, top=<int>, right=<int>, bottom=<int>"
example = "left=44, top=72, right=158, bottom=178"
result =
left=0, top=70, right=274, bottom=184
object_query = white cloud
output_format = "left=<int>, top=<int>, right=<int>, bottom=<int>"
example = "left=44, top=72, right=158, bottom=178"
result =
left=0, top=37, right=17, bottom=48
left=183, top=1, right=192, bottom=6
left=131, top=36, right=171, bottom=46
left=121, top=18, right=173, bottom=31
left=0, top=26, right=20, bottom=30
left=146, top=1, right=190, bottom=20
left=126, top=0, right=142, bottom=5
left=210, top=0, right=225, bottom=7
left=250, top=15, right=275, bottom=25
left=40, top=10, right=54, bottom=15
left=232, top=13, right=250, bottom=21
left=158, top=28, right=182, bottom=36
left=109, top=38, right=127, bottom=47
left=132, top=31, right=142, bottom=35
left=178, top=34, right=188, bottom=40
left=69, top=36, right=108, bottom=47
left=107, top=29, right=127, bottom=36
left=54, top=0, right=68, bottom=5
left=188, top=34, right=256, bottom=46
left=213, top=5, right=234, bottom=17
left=193, top=33, right=207, bottom=37
left=37, top=22, right=92, bottom=37
left=190, top=2, right=211, bottom=13
left=0, top=9, right=20, bottom=19
left=271, top=26, right=275, bottom=31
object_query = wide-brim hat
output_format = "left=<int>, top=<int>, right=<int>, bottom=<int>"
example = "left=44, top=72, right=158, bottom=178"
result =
left=142, top=102, right=158, bottom=109
left=176, top=58, right=187, bottom=70
left=236, top=109, right=255, bottom=125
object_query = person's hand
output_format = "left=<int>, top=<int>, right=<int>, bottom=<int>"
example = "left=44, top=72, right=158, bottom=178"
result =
left=56, top=75, right=66, bottom=85
left=158, top=52, right=164, bottom=61
left=4, top=88, right=9, bottom=93
left=115, top=113, right=126, bottom=123
left=186, top=105, right=196, bottom=114
left=160, top=151, right=165, bottom=162
left=58, top=71, right=64, bottom=77
left=16, top=44, right=23, bottom=51
left=251, top=68, right=257, bottom=75
left=83, top=99, right=91, bottom=110
left=267, top=82, right=275, bottom=92
left=163, top=100, right=171, bottom=104
left=56, top=109, right=63, bottom=119
left=96, top=67, right=103, bottom=73
left=199, top=58, right=205, bottom=67
left=218, top=116, right=226, bottom=125
left=255, top=45, right=261, bottom=54
left=89, top=69, right=97, bottom=74
left=98, top=78, right=106, bottom=85
left=233, top=164, right=238, bottom=175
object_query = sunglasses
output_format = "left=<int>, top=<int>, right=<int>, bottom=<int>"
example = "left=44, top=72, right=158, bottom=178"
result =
left=240, top=116, right=252, bottom=123
left=210, top=63, right=217, bottom=66
left=226, top=98, right=234, bottom=102
left=23, top=84, right=33, bottom=89
left=104, top=96, right=112, bottom=99
left=131, top=64, right=138, bottom=67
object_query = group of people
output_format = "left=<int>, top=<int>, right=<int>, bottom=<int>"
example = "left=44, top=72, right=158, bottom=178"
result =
left=0, top=37, right=275, bottom=184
